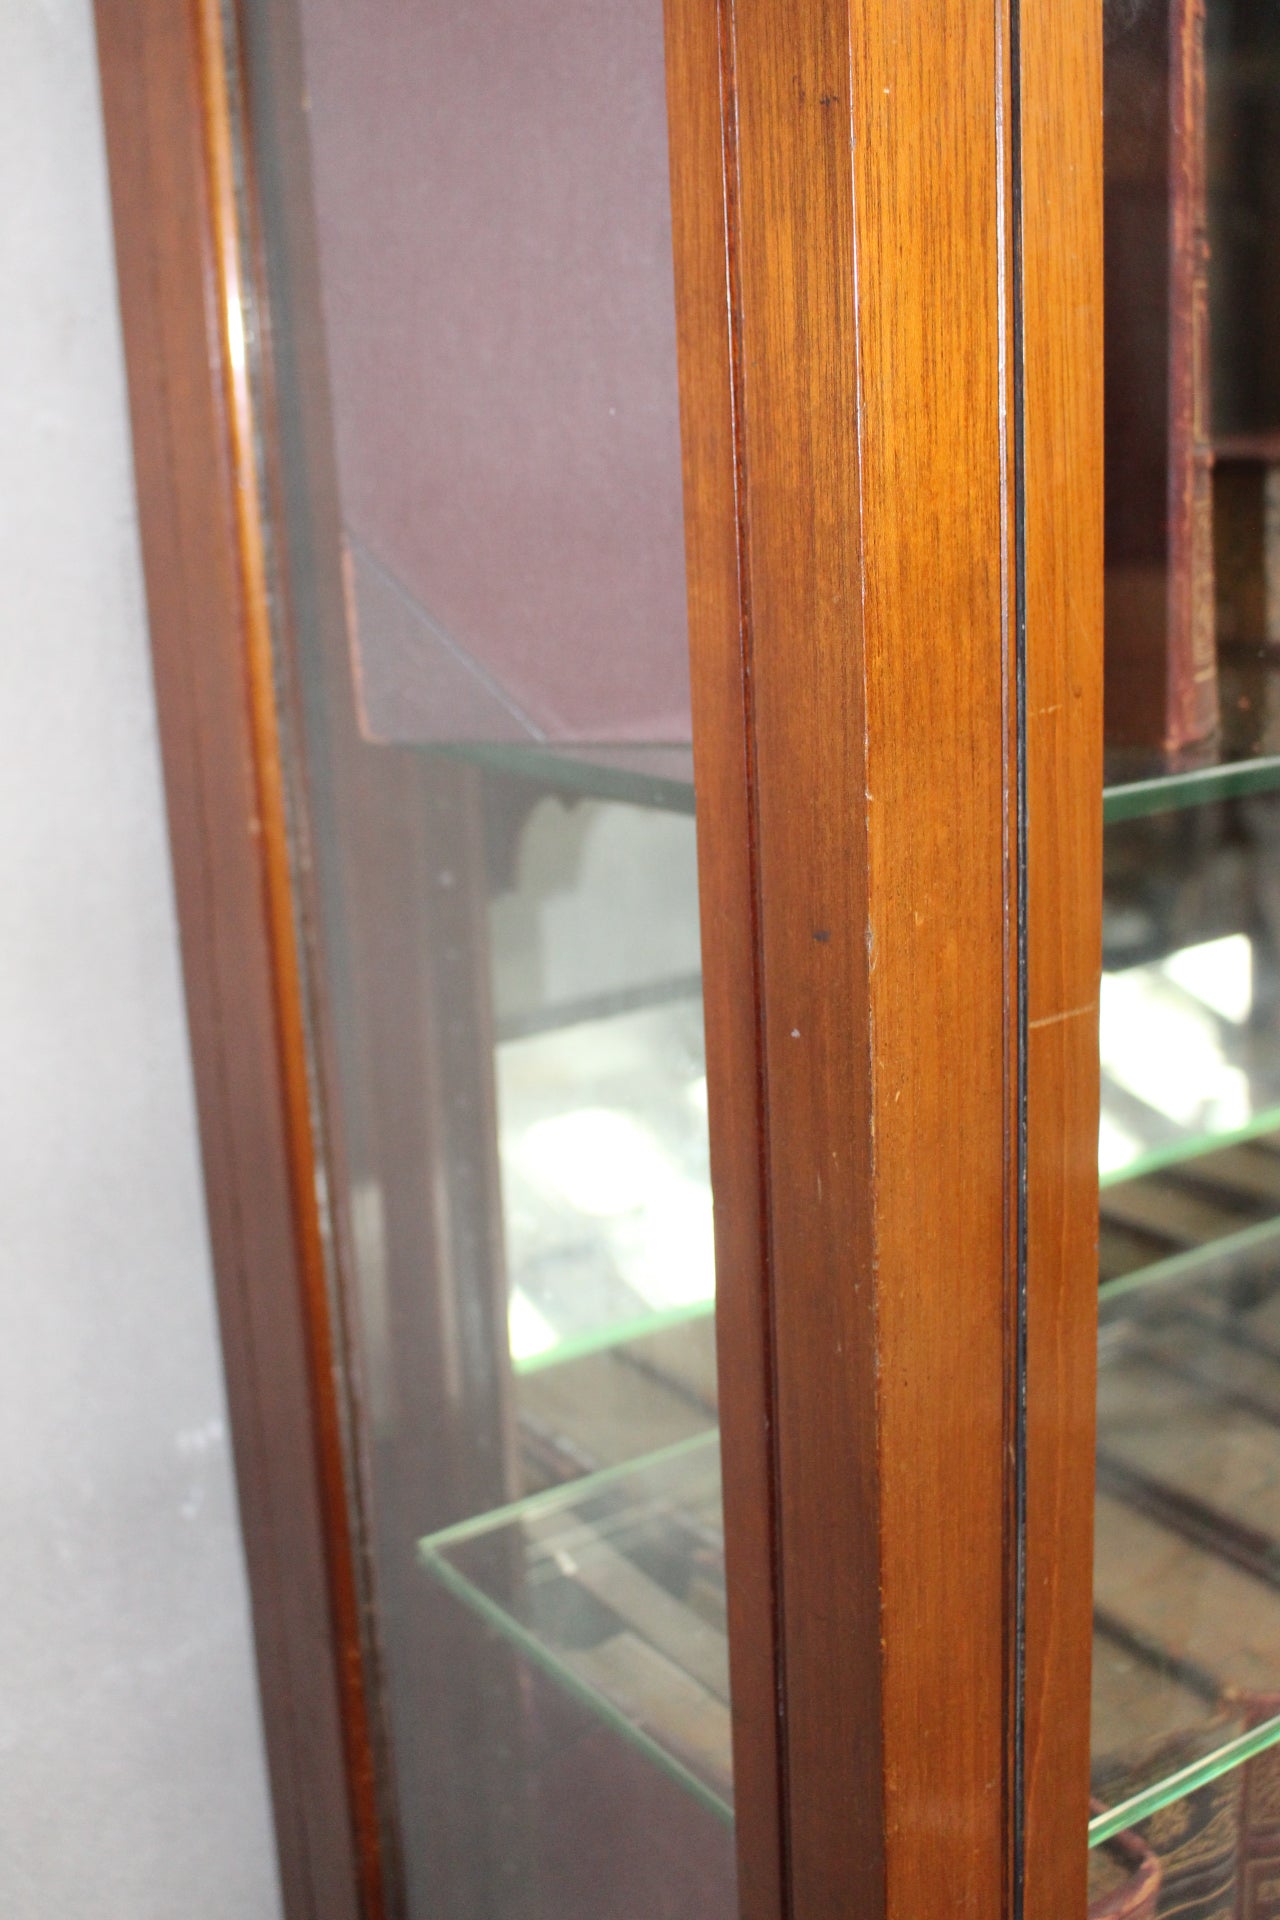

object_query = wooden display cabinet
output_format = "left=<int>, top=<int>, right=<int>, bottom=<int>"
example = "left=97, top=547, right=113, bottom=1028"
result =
left=108, top=0, right=1280, bottom=1914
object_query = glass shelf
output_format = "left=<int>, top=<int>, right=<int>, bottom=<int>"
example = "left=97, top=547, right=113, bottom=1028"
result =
left=1105, top=751, right=1280, bottom=825
left=1100, top=1118, right=1280, bottom=1307
left=420, top=1342, right=1280, bottom=1861
left=437, top=719, right=1280, bottom=833
left=1090, top=1263, right=1280, bottom=1849
left=1088, top=1708, right=1280, bottom=1849
left=444, top=733, right=1280, bottom=827
left=445, top=741, right=696, bottom=815
left=1104, top=654, right=1280, bottom=822
left=418, top=1433, right=733, bottom=1824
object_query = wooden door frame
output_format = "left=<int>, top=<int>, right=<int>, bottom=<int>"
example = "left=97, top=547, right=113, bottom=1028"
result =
left=94, top=0, right=1102, bottom=1915
left=93, top=6, right=382, bottom=1918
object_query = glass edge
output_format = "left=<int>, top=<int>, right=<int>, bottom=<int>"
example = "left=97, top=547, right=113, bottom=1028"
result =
left=1100, top=1102, right=1280, bottom=1190
left=1088, top=1709, right=1280, bottom=1848
left=1097, top=1212, right=1280, bottom=1307
left=416, top=1428, right=720, bottom=1556
left=514, top=1300, right=715, bottom=1376
left=1103, top=754, right=1280, bottom=823
left=437, top=742, right=697, bottom=814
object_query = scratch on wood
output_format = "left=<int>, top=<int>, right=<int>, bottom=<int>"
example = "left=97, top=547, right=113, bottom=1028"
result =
left=1027, top=1000, right=1096, bottom=1032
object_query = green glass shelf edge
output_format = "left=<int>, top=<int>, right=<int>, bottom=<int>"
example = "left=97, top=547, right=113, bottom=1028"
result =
left=444, top=741, right=1280, bottom=821
left=418, top=1429, right=719, bottom=1558
left=444, top=743, right=1280, bottom=820
left=1098, top=1213, right=1280, bottom=1308
left=419, top=1431, right=1280, bottom=1845
left=1089, top=1708, right=1280, bottom=1847
left=513, top=1299, right=715, bottom=1376
left=416, top=1430, right=731, bottom=1828
left=1100, top=1101, right=1280, bottom=1191
left=435, top=739, right=1280, bottom=820
left=1104, top=753, right=1280, bottom=823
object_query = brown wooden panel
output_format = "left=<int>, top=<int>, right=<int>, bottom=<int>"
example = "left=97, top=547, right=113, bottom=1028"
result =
left=722, top=1, right=1018, bottom=1914
left=851, top=8, right=1015, bottom=1913
left=1020, top=0, right=1105, bottom=1909
left=92, top=3, right=377, bottom=1915
left=726, top=3, right=883, bottom=1907
left=663, top=0, right=786, bottom=1912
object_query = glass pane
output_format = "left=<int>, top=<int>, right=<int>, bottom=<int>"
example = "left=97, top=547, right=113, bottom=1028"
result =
left=1096, top=7, right=1280, bottom=1894
left=236, top=3, right=733, bottom=1914
left=1104, top=0, right=1280, bottom=806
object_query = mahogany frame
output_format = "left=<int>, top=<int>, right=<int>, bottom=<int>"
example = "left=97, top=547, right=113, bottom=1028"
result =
left=93, top=0, right=1102, bottom=1915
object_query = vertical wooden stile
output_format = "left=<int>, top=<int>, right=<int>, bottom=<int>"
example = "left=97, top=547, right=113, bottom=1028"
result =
left=1019, top=0, right=1105, bottom=1910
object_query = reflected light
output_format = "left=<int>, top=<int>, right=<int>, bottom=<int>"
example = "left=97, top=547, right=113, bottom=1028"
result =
left=508, top=1287, right=559, bottom=1364
left=1100, top=934, right=1254, bottom=1145
left=1163, top=932, right=1252, bottom=1024
left=517, top=1108, right=681, bottom=1216
left=1099, top=1112, right=1141, bottom=1178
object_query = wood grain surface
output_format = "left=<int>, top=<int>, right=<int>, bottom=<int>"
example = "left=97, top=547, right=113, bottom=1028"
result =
left=664, top=0, right=787, bottom=1910
left=1020, top=0, right=1105, bottom=1911
left=849, top=6, right=1015, bottom=1912
left=710, top=1, right=1021, bottom=1913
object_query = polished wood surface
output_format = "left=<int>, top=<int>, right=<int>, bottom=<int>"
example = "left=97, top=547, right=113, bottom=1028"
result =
left=1020, top=0, right=1105, bottom=1910
left=849, top=6, right=1016, bottom=1912
left=92, top=3, right=373, bottom=1914
left=189, top=21, right=391, bottom=1907
left=708, top=1, right=1019, bottom=1912
left=664, top=1, right=786, bottom=1911
left=726, top=4, right=884, bottom=1909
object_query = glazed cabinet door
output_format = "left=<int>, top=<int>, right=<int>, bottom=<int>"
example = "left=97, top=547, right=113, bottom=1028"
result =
left=93, top=0, right=1108, bottom=1916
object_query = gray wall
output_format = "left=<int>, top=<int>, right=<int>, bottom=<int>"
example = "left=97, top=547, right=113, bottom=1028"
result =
left=0, top=5, right=283, bottom=1915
